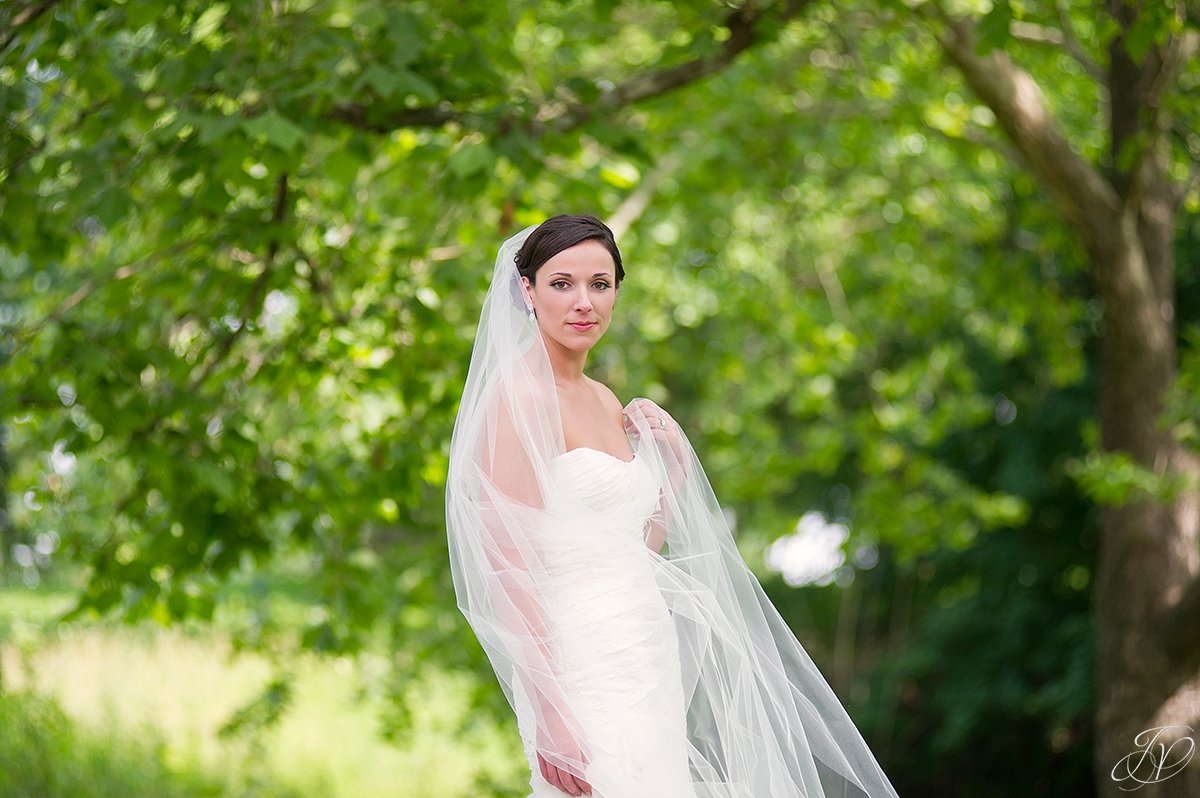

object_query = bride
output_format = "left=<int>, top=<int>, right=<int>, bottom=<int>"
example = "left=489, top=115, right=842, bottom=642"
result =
left=445, top=215, right=900, bottom=798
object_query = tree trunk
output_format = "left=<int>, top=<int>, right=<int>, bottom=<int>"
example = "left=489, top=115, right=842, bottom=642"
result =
left=931, top=8, right=1200, bottom=795
left=1093, top=8, right=1200, bottom=792
left=1093, top=228, right=1200, bottom=798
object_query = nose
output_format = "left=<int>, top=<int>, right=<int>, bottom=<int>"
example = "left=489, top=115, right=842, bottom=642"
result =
left=573, top=286, right=593, bottom=311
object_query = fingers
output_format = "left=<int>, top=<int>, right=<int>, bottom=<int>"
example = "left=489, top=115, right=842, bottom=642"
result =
left=538, top=752, right=588, bottom=797
left=542, top=762, right=591, bottom=796
left=565, top=771, right=592, bottom=796
left=543, top=761, right=566, bottom=793
left=550, top=766, right=582, bottom=796
left=629, top=412, right=669, bottom=434
left=558, top=771, right=583, bottom=796
left=625, top=399, right=665, bottom=425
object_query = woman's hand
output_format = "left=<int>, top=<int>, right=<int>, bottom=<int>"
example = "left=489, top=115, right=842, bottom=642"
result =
left=536, top=750, right=592, bottom=796
left=535, top=706, right=592, bottom=796
left=624, top=399, right=687, bottom=469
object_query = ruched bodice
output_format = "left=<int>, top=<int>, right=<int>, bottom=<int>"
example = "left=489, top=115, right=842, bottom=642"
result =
left=546, top=447, right=660, bottom=527
left=537, top=447, right=663, bottom=593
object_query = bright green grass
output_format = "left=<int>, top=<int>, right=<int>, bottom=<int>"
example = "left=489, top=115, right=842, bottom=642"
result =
left=0, top=580, right=528, bottom=798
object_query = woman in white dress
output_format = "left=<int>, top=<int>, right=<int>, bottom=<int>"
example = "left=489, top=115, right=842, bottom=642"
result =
left=446, top=215, right=901, bottom=798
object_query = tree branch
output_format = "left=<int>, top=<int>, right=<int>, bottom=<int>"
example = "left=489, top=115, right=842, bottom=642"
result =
left=928, top=10, right=1121, bottom=255
left=1056, top=1, right=1104, bottom=81
left=1009, top=19, right=1103, bottom=80
left=326, top=0, right=814, bottom=137
left=550, top=0, right=814, bottom=132
left=924, top=4, right=1177, bottom=324
left=118, top=175, right=292, bottom=445
left=0, top=0, right=62, bottom=57
left=294, top=244, right=350, bottom=327
left=6, top=238, right=202, bottom=354
left=191, top=173, right=290, bottom=388
left=607, top=152, right=683, bottom=240
left=1121, top=27, right=1200, bottom=213
left=325, top=103, right=461, bottom=134
left=923, top=118, right=1022, bottom=165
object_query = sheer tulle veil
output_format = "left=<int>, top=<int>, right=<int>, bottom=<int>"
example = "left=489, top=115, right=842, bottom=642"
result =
left=445, top=223, right=901, bottom=798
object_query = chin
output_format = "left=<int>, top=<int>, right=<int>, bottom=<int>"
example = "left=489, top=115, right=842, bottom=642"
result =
left=561, top=337, right=597, bottom=352
left=546, top=330, right=599, bottom=351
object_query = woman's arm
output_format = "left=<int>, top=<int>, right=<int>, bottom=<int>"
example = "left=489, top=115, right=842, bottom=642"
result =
left=624, top=399, right=688, bottom=554
left=479, top=391, right=592, bottom=796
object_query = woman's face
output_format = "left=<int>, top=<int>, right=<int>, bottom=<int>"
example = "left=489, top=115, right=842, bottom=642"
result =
left=521, top=239, right=619, bottom=353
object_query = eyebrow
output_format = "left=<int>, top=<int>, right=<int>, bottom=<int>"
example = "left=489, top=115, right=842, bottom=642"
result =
left=549, top=272, right=613, bottom=278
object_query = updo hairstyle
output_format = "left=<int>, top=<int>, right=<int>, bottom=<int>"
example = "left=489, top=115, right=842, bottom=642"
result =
left=514, top=214, right=624, bottom=287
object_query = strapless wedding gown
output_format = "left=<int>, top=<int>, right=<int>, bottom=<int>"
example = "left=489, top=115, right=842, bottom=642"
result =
left=520, top=446, right=699, bottom=798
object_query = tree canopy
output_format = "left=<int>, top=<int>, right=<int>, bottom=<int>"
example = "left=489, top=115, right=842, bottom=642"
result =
left=3, top=1, right=1199, bottom=795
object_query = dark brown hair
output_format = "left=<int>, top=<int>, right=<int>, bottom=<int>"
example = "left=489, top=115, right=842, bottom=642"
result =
left=515, top=214, right=624, bottom=286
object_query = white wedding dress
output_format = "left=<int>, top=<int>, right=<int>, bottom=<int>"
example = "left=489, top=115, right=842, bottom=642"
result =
left=450, top=225, right=901, bottom=798
left=519, top=446, right=698, bottom=798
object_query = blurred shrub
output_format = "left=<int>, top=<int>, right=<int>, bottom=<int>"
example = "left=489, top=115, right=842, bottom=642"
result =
left=0, top=689, right=300, bottom=798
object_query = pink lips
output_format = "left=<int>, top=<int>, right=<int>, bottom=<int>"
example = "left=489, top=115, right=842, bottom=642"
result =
left=568, top=322, right=596, bottom=330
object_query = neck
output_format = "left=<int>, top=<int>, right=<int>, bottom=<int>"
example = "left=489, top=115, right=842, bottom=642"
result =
left=541, top=331, right=589, bottom=386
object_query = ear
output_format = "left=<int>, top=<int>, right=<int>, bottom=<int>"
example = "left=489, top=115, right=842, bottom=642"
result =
left=520, top=275, right=535, bottom=306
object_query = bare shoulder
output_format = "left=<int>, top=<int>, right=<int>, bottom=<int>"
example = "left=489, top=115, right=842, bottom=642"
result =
left=586, top=376, right=625, bottom=418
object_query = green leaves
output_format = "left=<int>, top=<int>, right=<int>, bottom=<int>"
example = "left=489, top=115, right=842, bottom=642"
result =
left=197, top=113, right=240, bottom=146
left=976, top=1, right=1014, bottom=55
left=1, top=4, right=1196, bottom=793
left=190, top=3, right=229, bottom=47
left=355, top=64, right=438, bottom=103
left=446, top=140, right=494, bottom=178
left=1119, top=0, right=1176, bottom=62
left=241, top=110, right=306, bottom=152
left=1067, top=447, right=1194, bottom=506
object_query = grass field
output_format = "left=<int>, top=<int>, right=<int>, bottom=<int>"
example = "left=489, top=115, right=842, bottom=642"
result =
left=0, top=579, right=528, bottom=798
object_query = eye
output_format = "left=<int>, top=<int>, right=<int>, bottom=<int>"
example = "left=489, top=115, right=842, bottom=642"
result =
left=592, top=281, right=611, bottom=290
left=550, top=280, right=570, bottom=289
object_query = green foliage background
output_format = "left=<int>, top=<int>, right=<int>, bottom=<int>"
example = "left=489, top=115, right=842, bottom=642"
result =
left=2, top=1, right=1198, bottom=796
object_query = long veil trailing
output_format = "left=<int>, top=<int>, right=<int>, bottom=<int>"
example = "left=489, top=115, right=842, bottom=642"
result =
left=446, top=225, right=901, bottom=798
